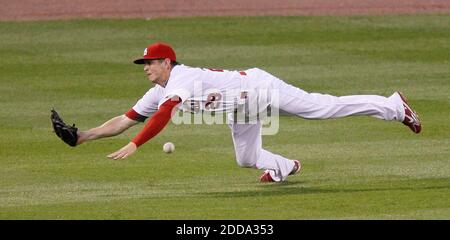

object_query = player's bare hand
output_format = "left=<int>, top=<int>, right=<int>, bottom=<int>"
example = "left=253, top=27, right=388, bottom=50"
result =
left=107, top=142, right=137, bottom=160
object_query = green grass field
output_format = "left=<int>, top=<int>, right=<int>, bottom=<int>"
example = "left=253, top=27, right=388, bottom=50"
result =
left=1, top=15, right=449, bottom=219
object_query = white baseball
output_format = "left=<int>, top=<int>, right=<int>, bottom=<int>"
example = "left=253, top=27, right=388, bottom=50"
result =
left=163, top=142, right=175, bottom=153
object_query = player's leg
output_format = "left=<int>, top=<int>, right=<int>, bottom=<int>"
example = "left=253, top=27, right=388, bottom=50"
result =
left=245, top=69, right=402, bottom=121
left=228, top=121, right=298, bottom=182
left=275, top=80, right=421, bottom=133
left=251, top=69, right=421, bottom=133
left=245, top=68, right=420, bottom=133
left=268, top=77, right=402, bottom=121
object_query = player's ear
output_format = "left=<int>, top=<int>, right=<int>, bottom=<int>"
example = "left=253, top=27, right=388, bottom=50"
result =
left=164, top=58, right=172, bottom=68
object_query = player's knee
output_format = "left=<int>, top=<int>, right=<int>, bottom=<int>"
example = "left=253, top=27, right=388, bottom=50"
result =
left=236, top=157, right=257, bottom=168
left=236, top=161, right=256, bottom=168
left=234, top=148, right=259, bottom=168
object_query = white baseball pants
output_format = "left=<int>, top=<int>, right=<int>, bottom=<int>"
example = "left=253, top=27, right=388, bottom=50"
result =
left=229, top=68, right=405, bottom=182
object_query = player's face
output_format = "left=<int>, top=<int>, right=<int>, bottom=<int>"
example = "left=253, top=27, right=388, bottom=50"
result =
left=143, top=59, right=171, bottom=87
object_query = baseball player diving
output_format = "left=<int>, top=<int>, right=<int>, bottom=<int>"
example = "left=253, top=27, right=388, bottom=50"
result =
left=51, top=42, right=422, bottom=183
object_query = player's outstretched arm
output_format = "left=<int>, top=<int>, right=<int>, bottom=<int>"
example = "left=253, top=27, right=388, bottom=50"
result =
left=77, top=115, right=139, bottom=145
left=107, top=97, right=181, bottom=160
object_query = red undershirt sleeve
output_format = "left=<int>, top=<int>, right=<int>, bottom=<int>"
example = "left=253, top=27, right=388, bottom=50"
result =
left=131, top=98, right=181, bottom=147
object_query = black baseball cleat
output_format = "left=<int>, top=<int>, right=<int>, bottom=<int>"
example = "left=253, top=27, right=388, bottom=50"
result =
left=397, top=92, right=422, bottom=134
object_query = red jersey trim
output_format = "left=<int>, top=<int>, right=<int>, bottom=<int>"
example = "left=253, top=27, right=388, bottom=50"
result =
left=125, top=109, right=148, bottom=122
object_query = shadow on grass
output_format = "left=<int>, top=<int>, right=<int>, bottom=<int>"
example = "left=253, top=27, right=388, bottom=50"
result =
left=196, top=178, right=450, bottom=198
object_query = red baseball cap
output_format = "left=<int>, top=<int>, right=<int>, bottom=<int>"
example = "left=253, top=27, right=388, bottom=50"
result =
left=133, top=42, right=176, bottom=64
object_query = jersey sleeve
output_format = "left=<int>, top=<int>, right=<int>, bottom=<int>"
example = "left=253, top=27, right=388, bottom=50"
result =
left=158, top=68, right=197, bottom=108
left=127, top=87, right=162, bottom=121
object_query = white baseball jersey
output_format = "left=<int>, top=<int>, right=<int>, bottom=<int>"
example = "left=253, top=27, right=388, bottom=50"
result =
left=131, top=64, right=272, bottom=118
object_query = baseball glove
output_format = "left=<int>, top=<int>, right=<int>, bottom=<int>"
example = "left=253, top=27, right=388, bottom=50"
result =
left=51, top=108, right=78, bottom=147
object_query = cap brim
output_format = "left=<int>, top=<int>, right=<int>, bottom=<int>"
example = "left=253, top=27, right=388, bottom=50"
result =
left=133, top=57, right=174, bottom=64
left=133, top=58, right=146, bottom=64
